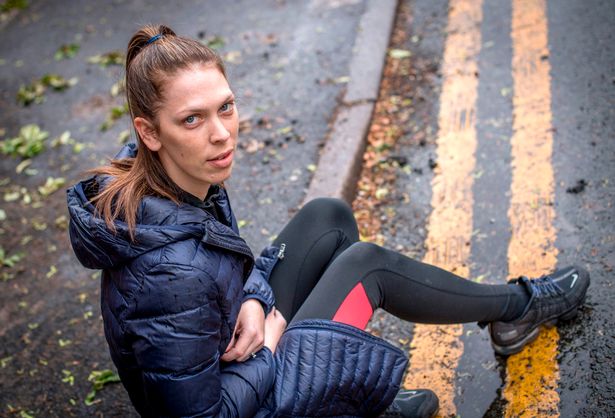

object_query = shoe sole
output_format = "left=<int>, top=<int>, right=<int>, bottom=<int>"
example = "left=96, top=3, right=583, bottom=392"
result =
left=491, top=297, right=585, bottom=356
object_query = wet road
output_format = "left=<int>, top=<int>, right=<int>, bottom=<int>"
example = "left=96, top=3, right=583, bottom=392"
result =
left=0, top=0, right=613, bottom=417
left=358, top=0, right=614, bottom=416
left=0, top=0, right=367, bottom=416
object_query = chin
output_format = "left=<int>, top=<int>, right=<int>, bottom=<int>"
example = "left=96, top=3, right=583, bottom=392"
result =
left=212, top=168, right=233, bottom=185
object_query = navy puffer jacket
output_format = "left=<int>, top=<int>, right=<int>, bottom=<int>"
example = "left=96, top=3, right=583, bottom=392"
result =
left=67, top=145, right=407, bottom=417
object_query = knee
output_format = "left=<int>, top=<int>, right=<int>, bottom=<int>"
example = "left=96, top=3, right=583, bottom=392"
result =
left=301, top=198, right=357, bottom=235
left=340, top=241, right=386, bottom=263
left=302, top=197, right=352, bottom=218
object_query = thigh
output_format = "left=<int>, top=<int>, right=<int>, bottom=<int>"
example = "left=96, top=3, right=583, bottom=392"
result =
left=268, top=198, right=359, bottom=320
left=290, top=242, right=375, bottom=327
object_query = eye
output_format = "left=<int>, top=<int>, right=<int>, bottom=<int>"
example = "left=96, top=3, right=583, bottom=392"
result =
left=184, top=115, right=200, bottom=126
left=220, top=102, right=235, bottom=114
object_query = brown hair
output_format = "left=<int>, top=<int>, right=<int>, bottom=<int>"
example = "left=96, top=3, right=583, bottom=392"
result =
left=89, top=24, right=226, bottom=239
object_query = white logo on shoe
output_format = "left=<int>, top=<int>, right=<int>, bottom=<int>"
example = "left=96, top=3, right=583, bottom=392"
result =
left=570, top=273, right=578, bottom=288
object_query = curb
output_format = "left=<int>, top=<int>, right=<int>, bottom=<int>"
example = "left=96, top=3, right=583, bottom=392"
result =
left=303, top=0, right=398, bottom=205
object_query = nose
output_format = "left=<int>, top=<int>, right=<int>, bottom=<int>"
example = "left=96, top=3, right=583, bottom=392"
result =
left=210, top=116, right=231, bottom=143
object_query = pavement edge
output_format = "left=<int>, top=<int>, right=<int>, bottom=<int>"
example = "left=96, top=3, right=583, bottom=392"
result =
left=303, top=0, right=399, bottom=205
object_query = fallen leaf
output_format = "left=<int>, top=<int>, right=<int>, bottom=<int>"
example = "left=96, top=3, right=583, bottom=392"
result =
left=389, top=49, right=412, bottom=59
left=38, top=177, right=66, bottom=197
left=55, top=43, right=80, bottom=61
left=117, top=129, right=131, bottom=144
left=58, top=338, right=72, bottom=347
left=1, top=124, right=49, bottom=158
left=87, top=51, right=124, bottom=67
left=1, top=0, right=28, bottom=12
left=15, top=159, right=32, bottom=174
left=46, top=265, right=58, bottom=278
left=55, top=215, right=68, bottom=229
left=201, top=35, right=225, bottom=50
left=110, top=79, right=125, bottom=96
left=85, top=369, right=121, bottom=406
left=223, top=51, right=242, bottom=63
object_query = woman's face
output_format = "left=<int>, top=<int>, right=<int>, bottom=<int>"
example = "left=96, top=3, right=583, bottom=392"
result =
left=146, top=65, right=238, bottom=199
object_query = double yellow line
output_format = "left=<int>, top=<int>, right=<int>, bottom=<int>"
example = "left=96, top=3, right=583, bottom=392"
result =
left=403, top=0, right=560, bottom=416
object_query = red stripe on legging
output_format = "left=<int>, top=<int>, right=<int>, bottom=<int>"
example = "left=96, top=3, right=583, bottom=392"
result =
left=332, top=282, right=373, bottom=329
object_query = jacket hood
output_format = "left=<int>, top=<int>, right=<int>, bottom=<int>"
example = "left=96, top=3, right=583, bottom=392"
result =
left=67, top=144, right=253, bottom=270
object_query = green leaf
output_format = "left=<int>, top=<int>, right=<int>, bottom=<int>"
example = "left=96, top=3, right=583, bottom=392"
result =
left=46, top=265, right=58, bottom=278
left=50, top=131, right=73, bottom=147
left=88, top=369, right=121, bottom=390
left=1, top=0, right=28, bottom=13
left=85, top=369, right=121, bottom=405
left=100, top=103, right=129, bottom=131
left=0, top=355, right=13, bottom=368
left=16, top=81, right=45, bottom=106
left=0, top=124, right=49, bottom=158
left=87, top=51, right=124, bottom=67
left=61, top=369, right=75, bottom=385
left=58, top=338, right=72, bottom=347
left=110, top=79, right=125, bottom=97
left=16, top=74, right=76, bottom=106
left=84, top=389, right=97, bottom=406
left=117, top=129, right=131, bottom=144
left=54, top=43, right=80, bottom=61
left=15, top=159, right=32, bottom=174
left=201, top=35, right=225, bottom=50
left=40, top=74, right=78, bottom=91
left=38, top=177, right=66, bottom=197
left=0, top=247, right=24, bottom=268
left=332, top=75, right=350, bottom=84
left=389, top=49, right=412, bottom=59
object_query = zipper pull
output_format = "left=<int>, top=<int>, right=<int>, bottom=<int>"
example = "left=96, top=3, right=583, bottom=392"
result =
left=277, top=243, right=286, bottom=259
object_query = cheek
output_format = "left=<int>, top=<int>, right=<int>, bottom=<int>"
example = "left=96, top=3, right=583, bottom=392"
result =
left=227, top=113, right=239, bottom=134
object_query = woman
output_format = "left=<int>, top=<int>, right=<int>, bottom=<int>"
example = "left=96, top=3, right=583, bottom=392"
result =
left=67, top=25, right=589, bottom=418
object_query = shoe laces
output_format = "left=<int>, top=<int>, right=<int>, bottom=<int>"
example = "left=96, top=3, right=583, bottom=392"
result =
left=523, top=275, right=564, bottom=298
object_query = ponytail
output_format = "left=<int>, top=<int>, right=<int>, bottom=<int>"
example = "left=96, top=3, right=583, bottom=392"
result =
left=88, top=24, right=226, bottom=240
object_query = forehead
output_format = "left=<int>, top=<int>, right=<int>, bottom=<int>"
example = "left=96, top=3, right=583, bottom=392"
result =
left=160, top=65, right=231, bottom=107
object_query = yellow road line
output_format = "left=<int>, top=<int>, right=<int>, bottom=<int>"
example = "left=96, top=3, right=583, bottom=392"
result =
left=504, top=0, right=560, bottom=416
left=402, top=0, right=483, bottom=415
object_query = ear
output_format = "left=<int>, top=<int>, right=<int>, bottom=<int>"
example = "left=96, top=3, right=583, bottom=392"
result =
left=134, top=117, right=162, bottom=152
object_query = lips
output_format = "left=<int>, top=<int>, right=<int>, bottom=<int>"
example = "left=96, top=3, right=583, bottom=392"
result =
left=208, top=149, right=233, bottom=161
left=207, top=149, right=234, bottom=168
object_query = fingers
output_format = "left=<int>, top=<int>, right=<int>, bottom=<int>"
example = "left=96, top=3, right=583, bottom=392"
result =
left=264, top=307, right=287, bottom=353
left=222, top=299, right=266, bottom=362
left=266, top=307, right=287, bottom=329
left=221, top=324, right=264, bottom=362
left=222, top=306, right=286, bottom=362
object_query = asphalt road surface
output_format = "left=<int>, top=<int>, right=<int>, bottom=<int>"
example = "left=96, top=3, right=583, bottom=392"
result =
left=0, top=0, right=368, bottom=416
left=0, top=0, right=613, bottom=417
left=359, top=0, right=614, bottom=417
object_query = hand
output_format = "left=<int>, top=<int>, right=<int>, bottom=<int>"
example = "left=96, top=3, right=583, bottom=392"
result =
left=222, top=299, right=265, bottom=362
left=264, top=307, right=287, bottom=354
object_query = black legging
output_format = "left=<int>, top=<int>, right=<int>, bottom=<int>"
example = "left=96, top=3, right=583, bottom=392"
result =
left=268, top=198, right=529, bottom=327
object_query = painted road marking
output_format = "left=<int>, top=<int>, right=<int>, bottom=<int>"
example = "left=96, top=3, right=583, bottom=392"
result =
left=504, top=0, right=560, bottom=416
left=402, top=0, right=483, bottom=415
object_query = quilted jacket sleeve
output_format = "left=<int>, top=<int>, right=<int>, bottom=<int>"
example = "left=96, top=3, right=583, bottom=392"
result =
left=123, top=263, right=276, bottom=418
left=242, top=246, right=280, bottom=314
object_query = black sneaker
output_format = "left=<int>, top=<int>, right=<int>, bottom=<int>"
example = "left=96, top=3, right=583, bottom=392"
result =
left=380, top=389, right=439, bottom=418
left=483, top=265, right=590, bottom=356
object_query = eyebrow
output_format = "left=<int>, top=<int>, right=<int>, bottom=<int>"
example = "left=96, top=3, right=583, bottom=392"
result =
left=177, top=93, right=235, bottom=116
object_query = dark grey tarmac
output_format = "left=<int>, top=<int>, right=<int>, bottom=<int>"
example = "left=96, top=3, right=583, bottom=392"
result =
left=363, top=0, right=615, bottom=416
left=0, top=0, right=375, bottom=416
left=1, top=0, right=613, bottom=416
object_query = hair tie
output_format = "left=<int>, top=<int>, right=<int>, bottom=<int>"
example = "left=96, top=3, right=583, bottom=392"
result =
left=146, top=34, right=163, bottom=45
